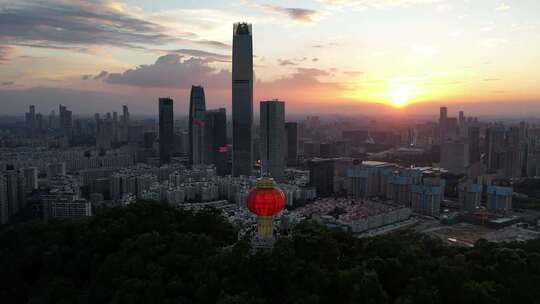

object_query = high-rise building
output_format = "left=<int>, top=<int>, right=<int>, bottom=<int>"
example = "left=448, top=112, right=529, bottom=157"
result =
left=445, top=117, right=459, bottom=140
left=25, top=105, right=37, bottom=137
left=22, top=167, right=38, bottom=192
left=112, top=111, right=119, bottom=142
left=440, top=139, right=469, bottom=174
left=411, top=177, right=445, bottom=217
left=458, top=182, right=482, bottom=212
left=505, top=126, right=527, bottom=178
left=59, top=104, right=73, bottom=139
left=260, top=99, right=285, bottom=180
left=120, top=105, right=130, bottom=142
left=285, top=122, right=298, bottom=166
left=347, top=166, right=372, bottom=200
left=122, top=105, right=130, bottom=125
left=49, top=110, right=57, bottom=129
left=303, top=141, right=320, bottom=158
left=319, top=143, right=333, bottom=158
left=143, top=132, right=156, bottom=149
left=486, top=185, right=512, bottom=211
left=189, top=86, right=206, bottom=167
left=386, top=175, right=413, bottom=207
left=439, top=106, right=447, bottom=142
left=26, top=105, right=35, bottom=123
left=0, top=176, right=8, bottom=224
left=232, top=22, right=253, bottom=177
left=204, top=108, right=228, bottom=176
left=308, top=158, right=335, bottom=198
left=486, top=125, right=506, bottom=171
left=159, top=97, right=174, bottom=164
left=3, top=170, right=26, bottom=218
left=468, top=126, right=481, bottom=164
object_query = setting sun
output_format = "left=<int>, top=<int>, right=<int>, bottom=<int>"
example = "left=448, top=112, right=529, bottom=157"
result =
left=390, top=92, right=408, bottom=108
left=389, top=85, right=416, bottom=108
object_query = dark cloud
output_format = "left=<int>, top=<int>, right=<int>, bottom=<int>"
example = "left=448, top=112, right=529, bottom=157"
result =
left=283, top=8, right=321, bottom=22
left=279, top=59, right=297, bottom=66
left=81, top=75, right=91, bottom=80
left=262, top=5, right=321, bottom=23
left=14, top=43, right=89, bottom=52
left=103, top=54, right=230, bottom=89
left=98, top=53, right=340, bottom=93
left=163, top=49, right=230, bottom=62
left=93, top=71, right=109, bottom=80
left=312, top=58, right=319, bottom=62
left=0, top=0, right=176, bottom=50
left=484, top=78, right=500, bottom=81
left=192, top=40, right=231, bottom=49
left=1, top=81, right=15, bottom=86
left=247, top=1, right=322, bottom=23
left=259, top=67, right=340, bottom=90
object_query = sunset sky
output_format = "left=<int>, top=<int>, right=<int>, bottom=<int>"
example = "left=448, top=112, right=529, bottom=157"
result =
left=0, top=0, right=539, bottom=116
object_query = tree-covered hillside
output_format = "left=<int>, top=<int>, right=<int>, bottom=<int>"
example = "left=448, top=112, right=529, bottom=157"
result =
left=1, top=201, right=540, bottom=304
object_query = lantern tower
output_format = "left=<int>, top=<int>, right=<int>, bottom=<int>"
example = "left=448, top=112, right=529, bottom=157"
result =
left=246, top=177, right=285, bottom=238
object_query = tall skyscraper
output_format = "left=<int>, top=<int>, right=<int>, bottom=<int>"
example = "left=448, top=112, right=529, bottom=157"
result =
left=439, top=106, right=447, bottom=143
left=112, top=111, right=119, bottom=142
left=159, top=97, right=174, bottom=164
left=0, top=176, right=8, bottom=225
left=468, top=126, right=480, bottom=163
left=486, top=125, right=506, bottom=170
left=260, top=99, right=286, bottom=180
left=3, top=170, right=25, bottom=218
left=411, top=177, right=444, bottom=217
left=95, top=114, right=113, bottom=150
left=59, top=104, right=73, bottom=139
left=285, top=122, right=298, bottom=166
left=22, top=167, right=38, bottom=192
left=232, top=22, right=253, bottom=177
left=204, top=108, right=228, bottom=176
left=440, top=139, right=469, bottom=174
left=122, top=105, right=130, bottom=124
left=25, top=105, right=37, bottom=137
left=308, top=159, right=335, bottom=198
left=122, top=105, right=130, bottom=142
left=35, top=113, right=43, bottom=133
left=189, top=86, right=206, bottom=167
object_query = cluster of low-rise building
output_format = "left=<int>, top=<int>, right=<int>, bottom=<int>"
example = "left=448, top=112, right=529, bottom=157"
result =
left=294, top=198, right=411, bottom=233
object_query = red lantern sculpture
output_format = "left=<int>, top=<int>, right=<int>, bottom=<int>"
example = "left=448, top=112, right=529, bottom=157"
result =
left=246, top=177, right=285, bottom=236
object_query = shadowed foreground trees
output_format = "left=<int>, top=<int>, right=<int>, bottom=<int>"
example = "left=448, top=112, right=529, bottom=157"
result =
left=1, top=201, right=540, bottom=304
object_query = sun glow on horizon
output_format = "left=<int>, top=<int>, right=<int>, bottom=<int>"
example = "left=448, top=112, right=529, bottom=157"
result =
left=388, top=84, right=417, bottom=108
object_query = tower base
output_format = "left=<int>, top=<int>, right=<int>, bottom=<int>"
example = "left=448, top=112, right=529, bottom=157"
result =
left=251, top=233, right=276, bottom=252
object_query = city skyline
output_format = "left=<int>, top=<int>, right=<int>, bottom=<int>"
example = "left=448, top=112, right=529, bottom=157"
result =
left=1, top=0, right=539, bottom=116
left=3, top=2, right=540, bottom=302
